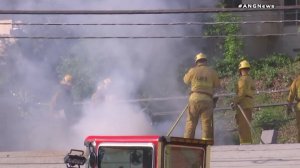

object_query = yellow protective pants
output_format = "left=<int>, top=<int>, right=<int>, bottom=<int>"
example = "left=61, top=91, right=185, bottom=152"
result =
left=235, top=108, right=253, bottom=144
left=295, top=102, right=300, bottom=143
left=184, top=100, right=213, bottom=140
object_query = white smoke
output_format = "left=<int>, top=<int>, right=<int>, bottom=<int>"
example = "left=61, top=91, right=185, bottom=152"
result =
left=74, top=100, right=154, bottom=137
left=0, top=0, right=221, bottom=150
left=72, top=75, right=154, bottom=140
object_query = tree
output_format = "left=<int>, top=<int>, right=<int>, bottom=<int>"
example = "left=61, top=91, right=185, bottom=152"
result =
left=205, top=12, right=244, bottom=76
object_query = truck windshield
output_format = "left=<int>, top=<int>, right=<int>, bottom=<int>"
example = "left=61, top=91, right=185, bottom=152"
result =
left=98, top=146, right=153, bottom=168
left=164, top=145, right=205, bottom=168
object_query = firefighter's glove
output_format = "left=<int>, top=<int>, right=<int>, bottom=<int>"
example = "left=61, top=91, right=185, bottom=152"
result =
left=230, top=102, right=236, bottom=110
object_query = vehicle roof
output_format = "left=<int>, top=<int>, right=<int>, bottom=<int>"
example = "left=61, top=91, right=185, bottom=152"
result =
left=84, top=135, right=213, bottom=146
left=85, top=135, right=161, bottom=143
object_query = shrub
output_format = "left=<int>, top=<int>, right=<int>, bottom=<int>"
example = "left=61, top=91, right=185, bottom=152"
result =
left=253, top=107, right=286, bottom=130
left=205, top=13, right=243, bottom=77
left=250, top=53, right=292, bottom=87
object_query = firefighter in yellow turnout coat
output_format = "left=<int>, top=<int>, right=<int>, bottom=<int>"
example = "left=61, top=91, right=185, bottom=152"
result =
left=287, top=75, right=300, bottom=143
left=183, top=53, right=220, bottom=140
left=233, top=60, right=256, bottom=144
left=51, top=74, right=74, bottom=120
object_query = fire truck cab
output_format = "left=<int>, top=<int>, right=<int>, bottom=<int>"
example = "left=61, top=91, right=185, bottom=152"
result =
left=64, top=135, right=212, bottom=168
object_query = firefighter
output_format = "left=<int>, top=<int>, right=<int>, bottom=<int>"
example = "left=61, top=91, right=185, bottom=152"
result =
left=183, top=53, right=220, bottom=140
left=232, top=60, right=256, bottom=144
left=51, top=74, right=74, bottom=120
left=287, top=74, right=300, bottom=143
left=91, top=78, right=112, bottom=104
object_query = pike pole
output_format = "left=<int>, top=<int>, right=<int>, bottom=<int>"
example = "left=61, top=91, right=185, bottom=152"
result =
left=237, top=104, right=265, bottom=144
left=167, top=104, right=189, bottom=136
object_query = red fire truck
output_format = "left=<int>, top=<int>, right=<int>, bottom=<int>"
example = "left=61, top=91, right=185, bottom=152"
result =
left=64, top=135, right=212, bottom=168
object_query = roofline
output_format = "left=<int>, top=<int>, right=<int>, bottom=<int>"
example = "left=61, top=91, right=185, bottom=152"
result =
left=84, top=135, right=162, bottom=143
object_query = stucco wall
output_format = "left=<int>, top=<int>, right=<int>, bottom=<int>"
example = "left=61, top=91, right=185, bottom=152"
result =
left=239, top=0, right=299, bottom=57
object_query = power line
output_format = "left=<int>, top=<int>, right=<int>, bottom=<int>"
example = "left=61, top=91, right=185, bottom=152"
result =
left=0, top=33, right=298, bottom=39
left=0, top=20, right=299, bottom=26
left=0, top=6, right=299, bottom=15
left=1, top=11, right=298, bottom=19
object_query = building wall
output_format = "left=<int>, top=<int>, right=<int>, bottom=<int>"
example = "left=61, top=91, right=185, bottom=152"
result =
left=0, top=20, right=13, bottom=57
left=239, top=0, right=300, bottom=57
left=0, top=20, right=12, bottom=36
left=275, top=0, right=300, bottom=56
left=240, top=0, right=282, bottom=58
left=274, top=26, right=300, bottom=56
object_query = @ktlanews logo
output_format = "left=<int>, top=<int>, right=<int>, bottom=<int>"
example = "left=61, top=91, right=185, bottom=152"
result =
left=238, top=4, right=275, bottom=8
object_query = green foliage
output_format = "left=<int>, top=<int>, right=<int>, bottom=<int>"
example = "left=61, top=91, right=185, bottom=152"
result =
left=252, top=53, right=292, bottom=72
left=55, top=43, right=114, bottom=101
left=252, top=64, right=277, bottom=87
left=253, top=107, right=286, bottom=130
left=284, top=58, right=300, bottom=81
left=205, top=13, right=243, bottom=76
left=56, top=54, right=95, bottom=101
left=295, top=53, right=300, bottom=62
left=250, top=53, right=292, bottom=87
left=227, top=75, right=239, bottom=93
left=255, top=94, right=271, bottom=104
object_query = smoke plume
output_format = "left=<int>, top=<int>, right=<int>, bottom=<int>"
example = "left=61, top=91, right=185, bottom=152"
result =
left=0, top=0, right=222, bottom=151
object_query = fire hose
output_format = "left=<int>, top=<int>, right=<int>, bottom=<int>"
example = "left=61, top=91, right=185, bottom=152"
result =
left=167, top=104, right=188, bottom=137
left=167, top=104, right=267, bottom=144
left=166, top=101, right=296, bottom=139
left=237, top=104, right=265, bottom=144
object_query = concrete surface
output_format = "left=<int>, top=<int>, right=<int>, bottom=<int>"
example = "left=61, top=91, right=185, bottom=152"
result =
left=1, top=143, right=300, bottom=168
left=210, top=143, right=300, bottom=168
left=0, top=151, right=66, bottom=168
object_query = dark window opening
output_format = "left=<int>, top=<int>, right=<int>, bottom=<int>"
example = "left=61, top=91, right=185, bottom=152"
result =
left=284, top=0, right=298, bottom=25
left=223, top=0, right=242, bottom=8
left=98, top=146, right=153, bottom=168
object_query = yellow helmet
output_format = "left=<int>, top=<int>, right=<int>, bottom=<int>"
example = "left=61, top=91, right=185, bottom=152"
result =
left=239, top=60, right=250, bottom=70
left=195, top=53, right=207, bottom=63
left=61, top=74, right=73, bottom=85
